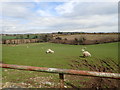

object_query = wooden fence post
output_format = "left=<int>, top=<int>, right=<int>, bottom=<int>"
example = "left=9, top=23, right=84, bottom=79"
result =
left=59, top=73, right=64, bottom=88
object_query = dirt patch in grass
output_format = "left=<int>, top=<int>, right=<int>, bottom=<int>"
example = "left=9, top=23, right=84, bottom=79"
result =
left=2, top=68, right=62, bottom=88
left=1, top=58, right=119, bottom=88
left=67, top=58, right=119, bottom=88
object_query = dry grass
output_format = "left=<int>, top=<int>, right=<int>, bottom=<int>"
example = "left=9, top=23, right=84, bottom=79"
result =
left=54, top=34, right=119, bottom=41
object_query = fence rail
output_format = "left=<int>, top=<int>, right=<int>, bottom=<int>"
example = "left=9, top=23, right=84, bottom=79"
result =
left=0, top=63, right=120, bottom=88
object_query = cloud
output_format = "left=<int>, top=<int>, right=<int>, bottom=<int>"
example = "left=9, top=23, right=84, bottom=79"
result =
left=55, top=1, right=78, bottom=14
left=1, top=1, right=118, bottom=34
left=55, top=2, right=118, bottom=17
left=1, top=0, right=119, bottom=2
left=2, top=2, right=36, bottom=19
left=37, top=10, right=52, bottom=16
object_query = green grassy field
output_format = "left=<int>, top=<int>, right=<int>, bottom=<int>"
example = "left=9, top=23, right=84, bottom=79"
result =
left=2, top=42, right=119, bottom=69
left=2, top=42, right=119, bottom=88
left=2, top=36, right=16, bottom=40
left=2, top=34, right=42, bottom=40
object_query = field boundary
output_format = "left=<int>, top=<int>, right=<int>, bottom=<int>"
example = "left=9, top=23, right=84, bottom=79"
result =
left=1, top=63, right=120, bottom=88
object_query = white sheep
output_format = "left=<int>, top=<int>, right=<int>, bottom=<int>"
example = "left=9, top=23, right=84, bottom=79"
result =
left=82, top=48, right=91, bottom=57
left=46, top=49, right=54, bottom=54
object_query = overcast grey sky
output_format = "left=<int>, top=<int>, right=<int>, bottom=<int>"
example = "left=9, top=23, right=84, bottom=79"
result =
left=0, top=0, right=118, bottom=34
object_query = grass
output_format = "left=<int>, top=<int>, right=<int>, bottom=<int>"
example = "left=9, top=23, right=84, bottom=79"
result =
left=2, top=42, right=119, bottom=69
left=2, top=36, right=16, bottom=40
left=57, top=34, right=118, bottom=41
left=2, top=34, right=42, bottom=40
left=2, top=42, right=119, bottom=87
left=2, top=68, right=58, bottom=83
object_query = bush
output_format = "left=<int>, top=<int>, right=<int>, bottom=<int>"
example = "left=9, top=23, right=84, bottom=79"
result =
left=55, top=37, right=62, bottom=40
left=74, top=37, right=86, bottom=45
left=32, top=36, right=38, bottom=39
left=40, top=35, right=53, bottom=42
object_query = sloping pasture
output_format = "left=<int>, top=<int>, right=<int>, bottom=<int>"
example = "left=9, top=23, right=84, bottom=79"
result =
left=2, top=42, right=118, bottom=69
left=2, top=42, right=119, bottom=88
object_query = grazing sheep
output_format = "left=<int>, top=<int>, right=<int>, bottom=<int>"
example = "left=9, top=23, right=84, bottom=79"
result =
left=82, top=49, right=91, bottom=57
left=46, top=49, right=54, bottom=54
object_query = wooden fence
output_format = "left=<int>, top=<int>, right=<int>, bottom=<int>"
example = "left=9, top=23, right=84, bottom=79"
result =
left=0, top=63, right=120, bottom=88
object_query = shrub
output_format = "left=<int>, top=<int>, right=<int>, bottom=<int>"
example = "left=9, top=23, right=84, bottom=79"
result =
left=55, top=37, right=62, bottom=40
left=74, top=37, right=86, bottom=45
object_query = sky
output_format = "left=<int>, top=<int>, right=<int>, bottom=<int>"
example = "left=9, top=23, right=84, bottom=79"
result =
left=0, top=0, right=119, bottom=34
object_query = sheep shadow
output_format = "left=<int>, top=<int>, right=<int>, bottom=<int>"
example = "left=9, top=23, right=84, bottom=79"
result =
left=79, top=56, right=85, bottom=58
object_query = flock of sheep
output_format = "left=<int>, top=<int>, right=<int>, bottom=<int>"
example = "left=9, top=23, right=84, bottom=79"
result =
left=15, top=45, right=91, bottom=57
left=45, top=47, right=91, bottom=57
